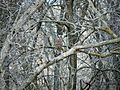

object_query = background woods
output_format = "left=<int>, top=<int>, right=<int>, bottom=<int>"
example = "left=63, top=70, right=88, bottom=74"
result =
left=0, top=0, right=120, bottom=90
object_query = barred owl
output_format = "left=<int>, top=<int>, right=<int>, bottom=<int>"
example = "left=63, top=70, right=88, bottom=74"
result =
left=55, top=36, right=62, bottom=50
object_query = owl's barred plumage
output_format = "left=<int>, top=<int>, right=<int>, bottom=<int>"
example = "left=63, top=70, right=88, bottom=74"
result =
left=55, top=36, right=63, bottom=50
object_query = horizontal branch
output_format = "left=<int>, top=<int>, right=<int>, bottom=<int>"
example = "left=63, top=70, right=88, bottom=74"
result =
left=18, top=37, right=120, bottom=90
left=75, top=37, right=120, bottom=50
left=40, top=20, right=76, bottom=29
left=84, top=51, right=120, bottom=58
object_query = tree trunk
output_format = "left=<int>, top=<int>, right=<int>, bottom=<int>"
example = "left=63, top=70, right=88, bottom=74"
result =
left=54, top=59, right=60, bottom=90
left=65, top=0, right=78, bottom=90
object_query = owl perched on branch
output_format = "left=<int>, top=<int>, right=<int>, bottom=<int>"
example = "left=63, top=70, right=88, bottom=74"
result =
left=55, top=36, right=63, bottom=50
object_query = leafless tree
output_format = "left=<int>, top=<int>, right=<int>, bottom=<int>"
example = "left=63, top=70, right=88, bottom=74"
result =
left=0, top=0, right=120, bottom=90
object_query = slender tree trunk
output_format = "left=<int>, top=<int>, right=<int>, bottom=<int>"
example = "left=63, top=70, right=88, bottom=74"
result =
left=65, top=0, right=78, bottom=90
left=67, top=54, right=77, bottom=90
left=54, top=58, right=60, bottom=90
